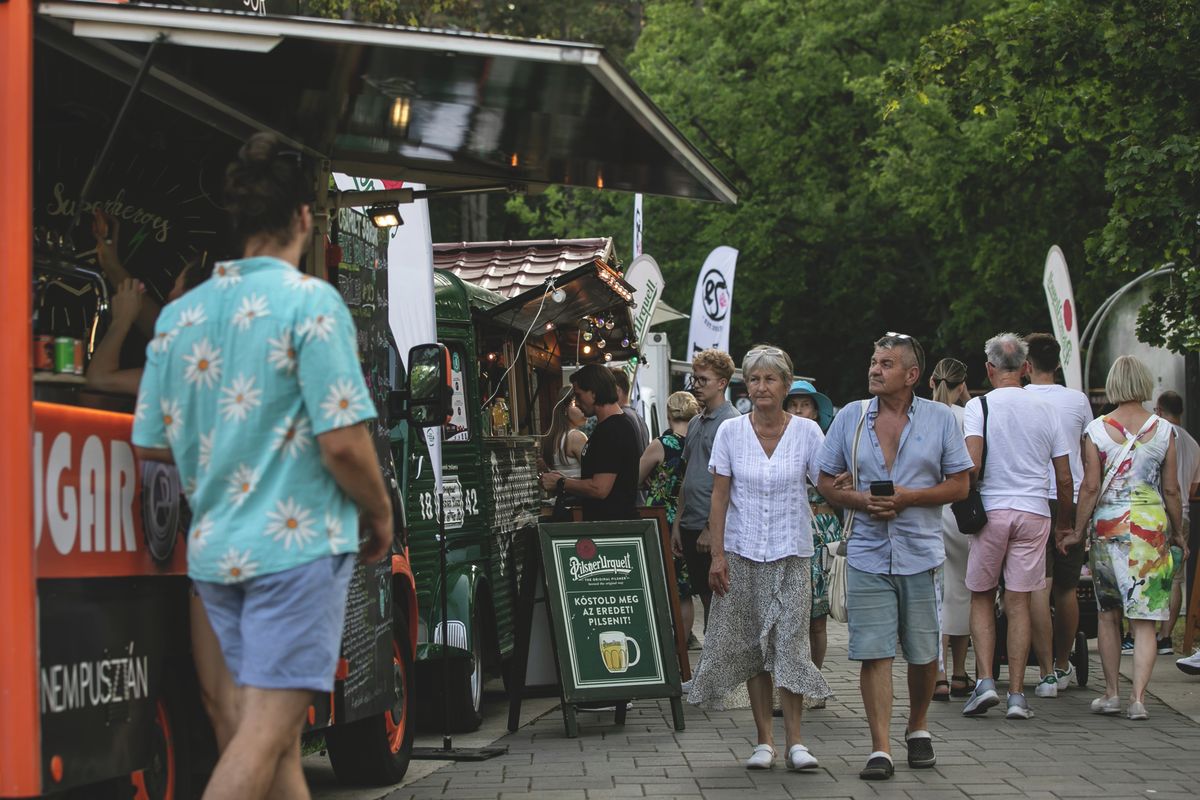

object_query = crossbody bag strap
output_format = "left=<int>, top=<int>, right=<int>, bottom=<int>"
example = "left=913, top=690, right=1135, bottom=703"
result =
left=842, top=399, right=871, bottom=542
left=1097, top=414, right=1158, bottom=500
left=978, top=395, right=989, bottom=485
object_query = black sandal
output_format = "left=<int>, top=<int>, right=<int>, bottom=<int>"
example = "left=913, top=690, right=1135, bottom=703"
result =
left=859, top=754, right=894, bottom=781
left=932, top=680, right=950, bottom=701
left=950, top=673, right=972, bottom=698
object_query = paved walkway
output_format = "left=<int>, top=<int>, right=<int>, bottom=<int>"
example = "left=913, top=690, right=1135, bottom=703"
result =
left=373, top=623, right=1200, bottom=800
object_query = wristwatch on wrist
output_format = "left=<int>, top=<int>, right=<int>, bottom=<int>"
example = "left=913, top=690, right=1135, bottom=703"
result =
left=556, top=476, right=567, bottom=494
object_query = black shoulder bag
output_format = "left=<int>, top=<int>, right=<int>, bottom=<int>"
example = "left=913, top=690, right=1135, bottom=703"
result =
left=950, top=395, right=988, bottom=535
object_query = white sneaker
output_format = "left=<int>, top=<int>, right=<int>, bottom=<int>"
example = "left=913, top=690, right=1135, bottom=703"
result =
left=680, top=679, right=693, bottom=693
left=745, top=744, right=775, bottom=769
left=1053, top=664, right=1073, bottom=689
left=786, top=744, right=819, bottom=770
left=1090, top=695, right=1120, bottom=715
left=1177, top=649, right=1200, bottom=676
left=1034, top=674, right=1059, bottom=698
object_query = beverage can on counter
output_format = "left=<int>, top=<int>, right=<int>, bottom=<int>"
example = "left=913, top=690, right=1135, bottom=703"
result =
left=73, top=339, right=84, bottom=376
left=34, top=335, right=55, bottom=371
left=53, top=337, right=75, bottom=375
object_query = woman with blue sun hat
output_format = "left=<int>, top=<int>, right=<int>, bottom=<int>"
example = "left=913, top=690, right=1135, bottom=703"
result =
left=785, top=380, right=834, bottom=432
left=784, top=380, right=841, bottom=707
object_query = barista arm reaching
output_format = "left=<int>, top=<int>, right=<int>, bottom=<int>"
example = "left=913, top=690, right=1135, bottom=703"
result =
left=91, top=209, right=161, bottom=337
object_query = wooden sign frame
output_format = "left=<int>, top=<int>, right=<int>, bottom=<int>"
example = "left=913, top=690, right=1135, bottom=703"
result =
left=538, top=520, right=684, bottom=737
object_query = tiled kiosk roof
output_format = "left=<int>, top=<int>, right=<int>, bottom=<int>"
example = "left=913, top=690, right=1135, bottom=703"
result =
left=432, top=238, right=616, bottom=298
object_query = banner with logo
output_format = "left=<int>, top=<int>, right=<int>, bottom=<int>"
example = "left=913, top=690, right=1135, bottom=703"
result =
left=1042, top=245, right=1083, bottom=391
left=622, top=254, right=664, bottom=399
left=633, top=194, right=643, bottom=259
left=334, top=174, right=441, bottom=491
left=686, top=246, right=738, bottom=358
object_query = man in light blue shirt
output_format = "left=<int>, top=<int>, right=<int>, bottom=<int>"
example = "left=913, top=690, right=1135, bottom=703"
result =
left=818, top=334, right=972, bottom=781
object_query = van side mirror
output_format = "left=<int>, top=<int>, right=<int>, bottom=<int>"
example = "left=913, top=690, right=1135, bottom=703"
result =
left=406, top=343, right=452, bottom=428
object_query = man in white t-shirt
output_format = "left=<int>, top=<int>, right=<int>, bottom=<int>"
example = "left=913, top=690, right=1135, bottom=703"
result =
left=1023, top=333, right=1094, bottom=697
left=960, top=333, right=1073, bottom=721
left=1154, top=391, right=1200, bottom=670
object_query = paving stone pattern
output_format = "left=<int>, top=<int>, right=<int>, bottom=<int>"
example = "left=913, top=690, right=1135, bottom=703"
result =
left=385, top=630, right=1200, bottom=800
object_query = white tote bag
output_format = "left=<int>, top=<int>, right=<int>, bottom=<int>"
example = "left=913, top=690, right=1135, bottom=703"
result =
left=827, top=400, right=869, bottom=624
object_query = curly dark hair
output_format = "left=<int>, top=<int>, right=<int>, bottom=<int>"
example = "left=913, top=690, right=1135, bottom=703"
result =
left=223, top=132, right=312, bottom=247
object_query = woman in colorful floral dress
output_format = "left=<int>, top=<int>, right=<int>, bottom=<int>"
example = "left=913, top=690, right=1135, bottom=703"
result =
left=641, top=391, right=701, bottom=641
left=1064, top=356, right=1187, bottom=720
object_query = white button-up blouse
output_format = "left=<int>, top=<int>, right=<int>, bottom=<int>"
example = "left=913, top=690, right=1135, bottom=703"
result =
left=708, top=413, right=824, bottom=562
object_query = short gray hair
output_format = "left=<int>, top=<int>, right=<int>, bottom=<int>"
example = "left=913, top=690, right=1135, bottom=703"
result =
left=984, top=332, right=1028, bottom=372
left=742, top=345, right=793, bottom=385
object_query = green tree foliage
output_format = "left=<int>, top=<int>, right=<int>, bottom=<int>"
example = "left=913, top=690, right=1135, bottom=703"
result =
left=880, top=0, right=1200, bottom=353
left=514, top=0, right=1002, bottom=400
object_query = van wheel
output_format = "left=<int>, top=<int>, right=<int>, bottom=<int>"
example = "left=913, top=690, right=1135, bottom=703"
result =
left=83, top=694, right=186, bottom=800
left=445, top=611, right=485, bottom=732
left=326, top=614, right=415, bottom=786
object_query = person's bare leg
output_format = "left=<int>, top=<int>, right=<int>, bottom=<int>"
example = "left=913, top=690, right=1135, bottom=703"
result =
left=1031, top=585, right=1054, bottom=679
left=810, top=616, right=828, bottom=669
left=950, top=635, right=970, bottom=678
left=1005, top=591, right=1032, bottom=695
left=190, top=594, right=238, bottom=751
left=1096, top=610, right=1122, bottom=699
left=860, top=659, right=894, bottom=754
left=201, top=687, right=311, bottom=800
left=1052, top=584, right=1080, bottom=671
left=779, top=687, right=805, bottom=751
left=681, top=596, right=695, bottom=642
left=907, top=660, right=938, bottom=733
left=266, top=739, right=309, bottom=800
left=699, top=592, right=712, bottom=633
left=970, top=590, right=997, bottom=681
left=1129, top=619, right=1158, bottom=704
left=1161, top=581, right=1183, bottom=648
left=747, top=672, right=774, bottom=747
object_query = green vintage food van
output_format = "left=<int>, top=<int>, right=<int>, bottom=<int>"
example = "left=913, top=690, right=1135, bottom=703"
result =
left=402, top=243, right=645, bottom=730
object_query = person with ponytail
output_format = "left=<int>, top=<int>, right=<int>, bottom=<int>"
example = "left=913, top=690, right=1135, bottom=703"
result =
left=132, top=132, right=393, bottom=799
left=929, top=358, right=973, bottom=701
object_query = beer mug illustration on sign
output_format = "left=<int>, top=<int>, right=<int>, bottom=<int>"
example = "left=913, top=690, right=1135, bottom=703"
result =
left=598, top=630, right=641, bottom=673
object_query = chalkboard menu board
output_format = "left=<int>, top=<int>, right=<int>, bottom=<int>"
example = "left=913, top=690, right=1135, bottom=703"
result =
left=538, top=520, right=683, bottom=735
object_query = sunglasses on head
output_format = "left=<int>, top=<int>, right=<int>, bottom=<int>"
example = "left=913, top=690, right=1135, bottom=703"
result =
left=746, top=347, right=785, bottom=358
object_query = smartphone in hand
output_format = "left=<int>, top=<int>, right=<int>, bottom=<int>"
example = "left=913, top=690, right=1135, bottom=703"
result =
left=869, top=480, right=895, bottom=496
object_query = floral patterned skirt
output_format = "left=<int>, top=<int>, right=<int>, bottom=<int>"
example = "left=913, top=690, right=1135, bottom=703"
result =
left=1091, top=535, right=1174, bottom=620
left=688, top=554, right=832, bottom=710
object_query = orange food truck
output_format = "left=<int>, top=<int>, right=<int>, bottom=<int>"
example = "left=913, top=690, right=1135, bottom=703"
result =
left=0, top=1, right=735, bottom=796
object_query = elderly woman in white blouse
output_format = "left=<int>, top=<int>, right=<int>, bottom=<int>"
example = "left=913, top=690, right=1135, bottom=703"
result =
left=688, top=345, right=832, bottom=771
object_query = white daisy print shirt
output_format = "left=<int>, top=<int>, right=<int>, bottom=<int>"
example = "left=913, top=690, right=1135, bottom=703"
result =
left=132, top=256, right=375, bottom=584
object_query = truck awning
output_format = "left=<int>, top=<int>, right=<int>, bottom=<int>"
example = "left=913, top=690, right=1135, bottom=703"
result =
left=36, top=1, right=738, bottom=203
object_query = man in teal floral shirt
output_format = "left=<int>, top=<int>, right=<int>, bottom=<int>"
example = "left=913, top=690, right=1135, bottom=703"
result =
left=132, top=134, right=392, bottom=799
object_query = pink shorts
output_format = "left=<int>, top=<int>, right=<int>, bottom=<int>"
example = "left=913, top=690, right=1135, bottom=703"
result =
left=965, top=508, right=1051, bottom=593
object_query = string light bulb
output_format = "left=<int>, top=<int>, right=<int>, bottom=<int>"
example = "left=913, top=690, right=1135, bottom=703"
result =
left=582, top=344, right=593, bottom=355
left=582, top=330, right=593, bottom=342
left=596, top=338, right=607, bottom=349
left=604, top=352, right=613, bottom=362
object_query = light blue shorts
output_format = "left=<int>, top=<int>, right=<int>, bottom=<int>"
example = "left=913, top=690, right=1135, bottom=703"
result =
left=846, top=565, right=940, bottom=664
left=195, top=554, right=355, bottom=692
